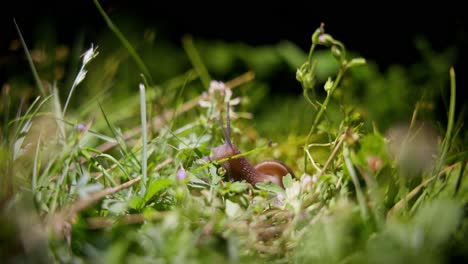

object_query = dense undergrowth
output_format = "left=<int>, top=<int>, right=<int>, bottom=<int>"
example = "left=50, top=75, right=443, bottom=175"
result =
left=1, top=3, right=467, bottom=263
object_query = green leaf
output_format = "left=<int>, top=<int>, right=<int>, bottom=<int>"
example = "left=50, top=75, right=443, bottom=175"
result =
left=144, top=178, right=173, bottom=202
left=256, top=181, right=284, bottom=194
left=277, top=41, right=307, bottom=69
left=188, top=172, right=210, bottom=187
left=225, top=199, right=242, bottom=218
left=353, top=133, right=389, bottom=173
left=347, top=57, right=366, bottom=68
left=129, top=196, right=145, bottom=210
left=282, top=174, right=293, bottom=189
left=228, top=182, right=250, bottom=193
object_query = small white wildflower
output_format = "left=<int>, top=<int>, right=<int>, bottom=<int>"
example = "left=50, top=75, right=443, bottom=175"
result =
left=198, top=80, right=242, bottom=118
left=300, top=174, right=317, bottom=191
left=273, top=193, right=285, bottom=207
left=285, top=181, right=302, bottom=213
left=208, top=80, right=233, bottom=103
left=198, top=92, right=212, bottom=108
left=312, top=174, right=318, bottom=182
left=208, top=80, right=228, bottom=93
left=229, top=97, right=241, bottom=105
left=286, top=181, right=301, bottom=200
left=301, top=174, right=312, bottom=185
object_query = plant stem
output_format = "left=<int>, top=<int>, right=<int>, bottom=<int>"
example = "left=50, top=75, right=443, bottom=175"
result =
left=307, top=43, right=317, bottom=66
left=343, top=142, right=368, bottom=220
left=63, top=63, right=85, bottom=116
left=318, top=133, right=345, bottom=177
left=306, top=68, right=345, bottom=143
left=303, top=67, right=346, bottom=171
left=140, top=84, right=148, bottom=184
left=436, top=67, right=456, bottom=172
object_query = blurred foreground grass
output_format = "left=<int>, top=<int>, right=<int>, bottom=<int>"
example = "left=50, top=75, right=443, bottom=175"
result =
left=1, top=7, right=467, bottom=264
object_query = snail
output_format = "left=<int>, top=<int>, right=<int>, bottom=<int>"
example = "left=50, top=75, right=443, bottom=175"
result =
left=211, top=104, right=295, bottom=188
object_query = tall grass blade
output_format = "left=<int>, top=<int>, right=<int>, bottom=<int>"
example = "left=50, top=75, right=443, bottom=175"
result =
left=13, top=19, right=46, bottom=96
left=182, top=35, right=211, bottom=88
left=53, top=85, right=66, bottom=140
left=93, top=0, right=153, bottom=83
left=436, top=67, right=457, bottom=172
left=32, top=133, right=41, bottom=191
left=139, top=84, right=148, bottom=184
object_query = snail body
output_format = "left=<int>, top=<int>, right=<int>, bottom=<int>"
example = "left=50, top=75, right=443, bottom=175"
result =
left=211, top=106, right=294, bottom=188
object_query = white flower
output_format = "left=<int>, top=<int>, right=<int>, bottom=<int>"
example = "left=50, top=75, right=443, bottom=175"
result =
left=286, top=181, right=301, bottom=200
left=198, top=80, right=242, bottom=118
left=301, top=174, right=312, bottom=185
left=208, top=81, right=229, bottom=97
left=312, top=174, right=318, bottom=183
left=273, top=193, right=285, bottom=207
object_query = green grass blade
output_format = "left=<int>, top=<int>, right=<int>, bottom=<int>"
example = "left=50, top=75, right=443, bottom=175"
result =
left=139, top=84, right=148, bottom=184
left=50, top=159, right=71, bottom=213
left=97, top=101, right=140, bottom=167
left=13, top=19, right=46, bottom=96
left=52, top=85, right=66, bottom=140
left=93, top=0, right=153, bottom=83
left=182, top=35, right=211, bottom=88
left=10, top=95, right=41, bottom=135
left=437, top=67, right=457, bottom=172
left=32, top=133, right=41, bottom=192
left=2, top=86, right=11, bottom=141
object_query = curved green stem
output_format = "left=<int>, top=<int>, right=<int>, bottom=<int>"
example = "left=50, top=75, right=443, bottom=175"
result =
left=436, top=67, right=456, bottom=172
left=303, top=67, right=346, bottom=172
left=307, top=43, right=317, bottom=66
left=305, top=68, right=346, bottom=143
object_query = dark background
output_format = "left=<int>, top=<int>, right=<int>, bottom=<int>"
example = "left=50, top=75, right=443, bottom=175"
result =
left=3, top=1, right=466, bottom=65
left=2, top=1, right=467, bottom=113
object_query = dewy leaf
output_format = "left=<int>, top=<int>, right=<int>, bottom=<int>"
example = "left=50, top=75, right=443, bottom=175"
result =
left=144, top=178, right=172, bottom=202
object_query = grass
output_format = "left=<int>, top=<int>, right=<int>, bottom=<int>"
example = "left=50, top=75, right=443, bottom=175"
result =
left=1, top=8, right=467, bottom=264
